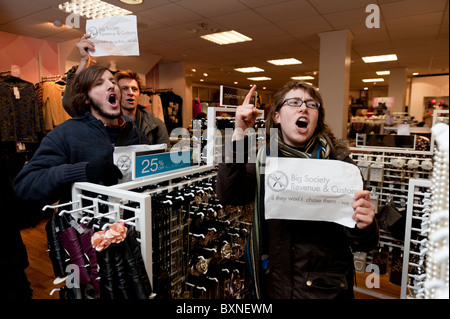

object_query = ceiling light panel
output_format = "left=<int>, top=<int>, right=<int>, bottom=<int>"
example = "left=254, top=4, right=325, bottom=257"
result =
left=235, top=67, right=264, bottom=73
left=362, top=78, right=385, bottom=82
left=201, top=30, right=252, bottom=45
left=58, top=0, right=132, bottom=19
left=120, top=0, right=142, bottom=4
left=247, top=77, right=272, bottom=81
left=267, top=58, right=302, bottom=65
left=291, top=76, right=314, bottom=80
left=376, top=71, right=390, bottom=75
left=362, top=54, right=398, bottom=63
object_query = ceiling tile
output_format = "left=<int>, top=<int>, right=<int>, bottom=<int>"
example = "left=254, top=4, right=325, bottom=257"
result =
left=381, top=0, right=448, bottom=19
left=176, top=0, right=248, bottom=17
left=253, top=0, right=319, bottom=22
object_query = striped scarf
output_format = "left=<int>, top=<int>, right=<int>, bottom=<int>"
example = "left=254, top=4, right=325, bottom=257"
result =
left=247, top=135, right=332, bottom=298
left=276, top=135, right=331, bottom=159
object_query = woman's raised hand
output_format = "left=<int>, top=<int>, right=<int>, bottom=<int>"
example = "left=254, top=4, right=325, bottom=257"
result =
left=233, top=85, right=260, bottom=140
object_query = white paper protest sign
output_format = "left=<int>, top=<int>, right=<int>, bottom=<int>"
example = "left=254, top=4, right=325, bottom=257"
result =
left=264, top=157, right=363, bottom=227
left=86, top=15, right=139, bottom=57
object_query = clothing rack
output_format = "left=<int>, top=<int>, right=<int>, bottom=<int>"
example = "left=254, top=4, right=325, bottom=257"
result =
left=41, top=74, right=64, bottom=82
left=56, top=162, right=253, bottom=299
left=141, top=87, right=173, bottom=94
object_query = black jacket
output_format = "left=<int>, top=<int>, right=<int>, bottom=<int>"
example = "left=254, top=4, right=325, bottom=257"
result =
left=14, top=112, right=149, bottom=204
left=217, top=139, right=379, bottom=299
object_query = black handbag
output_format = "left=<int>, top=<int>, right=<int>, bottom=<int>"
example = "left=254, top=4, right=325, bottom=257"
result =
left=376, top=196, right=405, bottom=239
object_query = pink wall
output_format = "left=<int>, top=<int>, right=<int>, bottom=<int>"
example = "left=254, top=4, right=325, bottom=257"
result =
left=0, top=30, right=59, bottom=83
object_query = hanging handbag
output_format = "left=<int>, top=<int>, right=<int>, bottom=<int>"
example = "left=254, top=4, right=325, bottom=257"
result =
left=376, top=196, right=405, bottom=239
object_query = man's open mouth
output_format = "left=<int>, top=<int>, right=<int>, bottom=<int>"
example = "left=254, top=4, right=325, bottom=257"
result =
left=108, top=94, right=117, bottom=104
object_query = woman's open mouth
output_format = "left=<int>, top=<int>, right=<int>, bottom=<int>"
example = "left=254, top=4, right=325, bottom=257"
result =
left=296, top=118, right=308, bottom=130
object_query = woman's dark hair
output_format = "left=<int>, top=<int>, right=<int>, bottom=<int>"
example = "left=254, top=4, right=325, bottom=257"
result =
left=265, top=80, right=343, bottom=148
left=70, top=65, right=113, bottom=116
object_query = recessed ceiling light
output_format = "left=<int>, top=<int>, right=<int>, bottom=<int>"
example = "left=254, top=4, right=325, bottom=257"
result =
left=120, top=0, right=143, bottom=4
left=201, top=30, right=252, bottom=45
left=376, top=71, right=390, bottom=75
left=247, top=77, right=271, bottom=81
left=362, top=78, right=384, bottom=82
left=412, top=72, right=419, bottom=75
left=235, top=67, right=264, bottom=73
left=362, top=54, right=397, bottom=63
left=268, top=58, right=302, bottom=66
left=291, top=76, right=314, bottom=80
left=58, top=0, right=132, bottom=19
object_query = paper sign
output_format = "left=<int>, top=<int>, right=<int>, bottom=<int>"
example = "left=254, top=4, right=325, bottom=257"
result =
left=264, top=157, right=363, bottom=227
left=86, top=15, right=139, bottom=57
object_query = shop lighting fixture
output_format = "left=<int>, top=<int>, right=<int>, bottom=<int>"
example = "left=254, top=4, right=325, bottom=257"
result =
left=57, top=0, right=132, bottom=19
left=235, top=67, right=264, bottom=73
left=267, top=58, right=302, bottom=66
left=362, top=54, right=398, bottom=63
left=201, top=30, right=252, bottom=45
left=362, top=78, right=385, bottom=82
left=247, top=77, right=272, bottom=81
left=120, top=0, right=143, bottom=4
left=376, top=71, right=390, bottom=75
left=291, top=76, right=314, bottom=80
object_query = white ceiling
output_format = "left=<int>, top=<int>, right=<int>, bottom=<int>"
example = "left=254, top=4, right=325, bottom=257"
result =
left=0, top=0, right=448, bottom=92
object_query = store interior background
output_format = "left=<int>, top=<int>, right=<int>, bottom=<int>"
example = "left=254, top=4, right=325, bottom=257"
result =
left=0, top=0, right=448, bottom=300
left=0, top=0, right=448, bottom=139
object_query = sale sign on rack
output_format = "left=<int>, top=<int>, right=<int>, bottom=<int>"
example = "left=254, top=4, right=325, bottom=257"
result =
left=134, top=150, right=192, bottom=179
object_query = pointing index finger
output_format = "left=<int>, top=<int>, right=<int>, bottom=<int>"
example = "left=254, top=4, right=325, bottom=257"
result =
left=243, top=85, right=257, bottom=105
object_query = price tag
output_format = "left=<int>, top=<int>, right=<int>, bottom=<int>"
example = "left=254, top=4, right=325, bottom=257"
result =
left=134, top=150, right=192, bottom=179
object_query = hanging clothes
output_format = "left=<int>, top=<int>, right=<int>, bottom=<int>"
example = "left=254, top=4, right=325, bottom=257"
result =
left=96, top=228, right=153, bottom=299
left=140, top=91, right=165, bottom=123
left=159, top=91, right=182, bottom=133
left=46, top=213, right=101, bottom=298
left=40, top=81, right=71, bottom=130
left=151, top=93, right=165, bottom=123
left=139, top=93, right=151, bottom=109
left=193, top=97, right=202, bottom=119
left=0, top=75, right=44, bottom=143
left=46, top=213, right=152, bottom=299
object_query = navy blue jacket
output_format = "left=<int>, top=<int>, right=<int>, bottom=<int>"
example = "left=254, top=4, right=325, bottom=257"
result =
left=14, top=112, right=149, bottom=204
